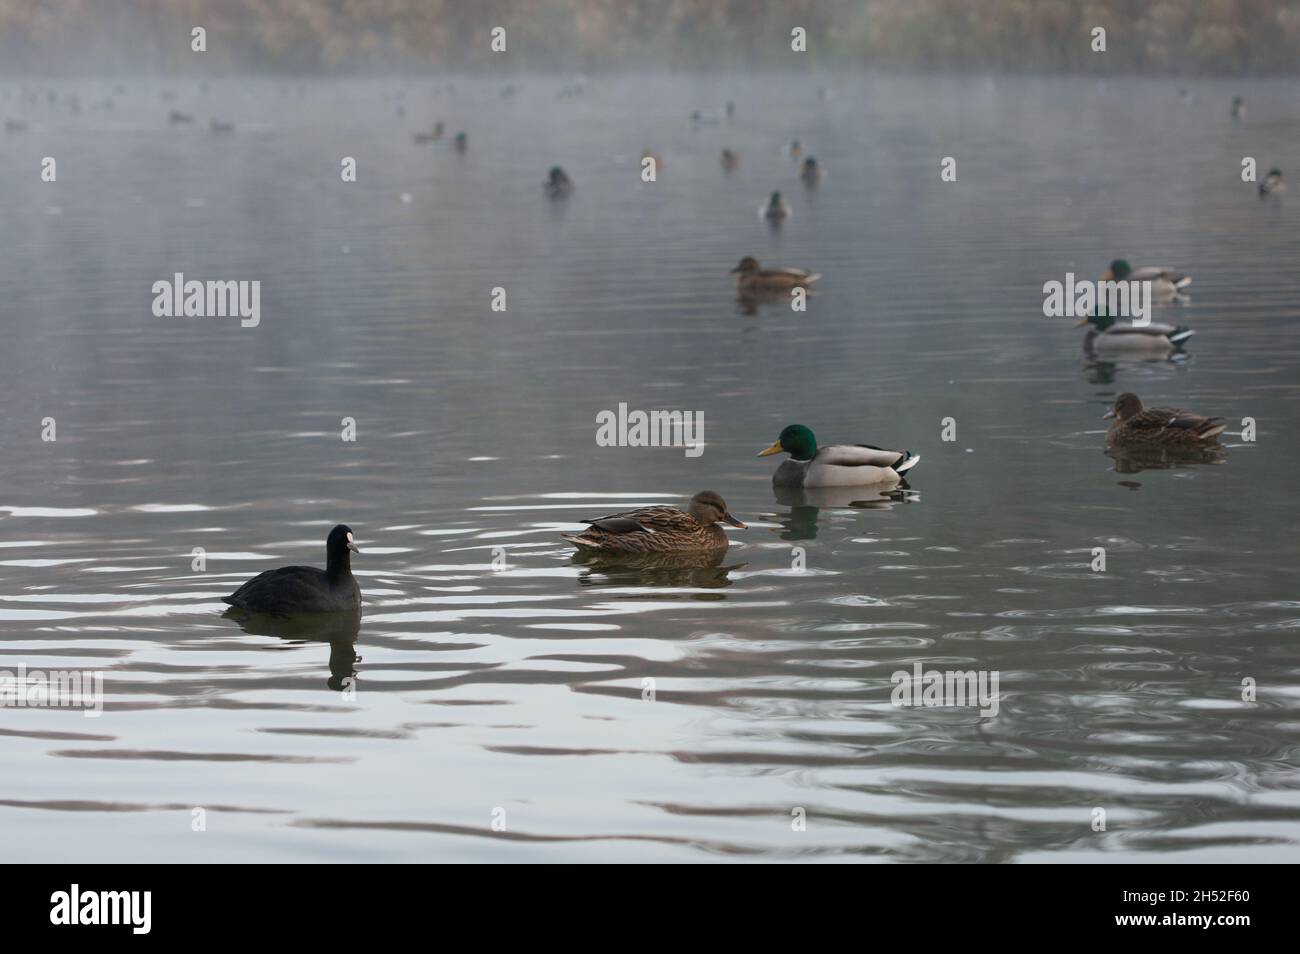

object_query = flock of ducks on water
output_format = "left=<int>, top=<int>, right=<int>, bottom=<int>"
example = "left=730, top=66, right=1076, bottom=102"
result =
left=184, top=84, right=1274, bottom=608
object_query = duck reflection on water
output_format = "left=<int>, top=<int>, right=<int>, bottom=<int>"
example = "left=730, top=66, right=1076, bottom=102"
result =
left=570, top=548, right=745, bottom=589
left=772, top=482, right=918, bottom=541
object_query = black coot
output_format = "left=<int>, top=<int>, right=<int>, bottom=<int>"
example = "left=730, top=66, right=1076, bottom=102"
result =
left=222, top=524, right=361, bottom=614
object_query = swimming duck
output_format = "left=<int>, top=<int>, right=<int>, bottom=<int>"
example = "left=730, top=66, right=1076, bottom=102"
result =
left=1104, top=393, right=1227, bottom=447
left=800, top=157, right=823, bottom=185
left=763, top=191, right=791, bottom=222
left=453, top=131, right=467, bottom=152
left=1259, top=168, right=1285, bottom=197
left=758, top=425, right=920, bottom=487
left=1231, top=96, right=1246, bottom=122
left=562, top=491, right=745, bottom=555
left=413, top=121, right=444, bottom=144
left=721, top=148, right=740, bottom=172
left=1076, top=312, right=1194, bottom=357
left=730, top=257, right=821, bottom=294
left=789, top=139, right=803, bottom=158
left=545, top=166, right=573, bottom=197
left=223, top=525, right=361, bottom=615
left=1105, top=259, right=1191, bottom=300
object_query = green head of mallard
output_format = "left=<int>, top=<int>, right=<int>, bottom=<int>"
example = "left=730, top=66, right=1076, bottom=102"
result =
left=768, top=191, right=784, bottom=208
left=757, top=424, right=817, bottom=462
left=688, top=491, right=746, bottom=528
left=1104, top=259, right=1132, bottom=281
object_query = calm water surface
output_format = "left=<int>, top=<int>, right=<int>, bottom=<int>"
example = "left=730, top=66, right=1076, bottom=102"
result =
left=2, top=74, right=1299, bottom=862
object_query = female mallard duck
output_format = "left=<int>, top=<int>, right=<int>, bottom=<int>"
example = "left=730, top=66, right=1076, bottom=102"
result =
left=544, top=166, right=573, bottom=197
left=1259, top=168, right=1285, bottom=198
left=1105, top=259, right=1191, bottom=299
left=757, top=424, right=920, bottom=487
left=1076, top=312, right=1195, bottom=357
left=763, top=191, right=790, bottom=222
left=562, top=491, right=745, bottom=555
left=730, top=257, right=821, bottom=294
left=1104, top=393, right=1227, bottom=447
left=800, top=157, right=823, bottom=185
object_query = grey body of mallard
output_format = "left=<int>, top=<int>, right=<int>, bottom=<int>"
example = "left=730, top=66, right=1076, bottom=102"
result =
left=1105, top=261, right=1191, bottom=300
left=1079, top=318, right=1195, bottom=357
left=769, top=445, right=919, bottom=488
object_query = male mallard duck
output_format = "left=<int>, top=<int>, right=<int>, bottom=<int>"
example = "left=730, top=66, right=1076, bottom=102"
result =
left=1076, top=312, right=1194, bottom=357
left=721, top=148, right=740, bottom=172
left=453, top=131, right=467, bottom=152
left=1259, top=168, right=1285, bottom=198
left=1105, top=259, right=1191, bottom=300
left=730, top=257, right=821, bottom=294
left=800, top=157, right=823, bottom=185
left=763, top=191, right=790, bottom=222
left=758, top=425, right=920, bottom=487
left=1104, top=393, right=1227, bottom=447
left=545, top=166, right=573, bottom=197
left=562, top=491, right=745, bottom=555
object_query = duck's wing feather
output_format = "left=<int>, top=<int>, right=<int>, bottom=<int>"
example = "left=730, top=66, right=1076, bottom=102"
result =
left=223, top=565, right=334, bottom=609
left=1129, top=266, right=1191, bottom=287
left=759, top=267, right=819, bottom=282
left=1130, top=407, right=1225, bottom=435
left=584, top=506, right=693, bottom=535
left=817, top=444, right=911, bottom=469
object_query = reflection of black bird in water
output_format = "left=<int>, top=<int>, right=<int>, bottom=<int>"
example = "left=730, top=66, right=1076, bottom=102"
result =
left=223, top=608, right=361, bottom=692
left=772, top=483, right=916, bottom=541
left=571, top=549, right=744, bottom=589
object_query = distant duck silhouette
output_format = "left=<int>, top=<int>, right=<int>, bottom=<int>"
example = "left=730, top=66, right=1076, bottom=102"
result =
left=453, top=131, right=467, bottom=151
left=788, top=139, right=803, bottom=158
left=730, top=256, right=820, bottom=295
left=222, top=525, right=361, bottom=615
left=800, top=156, right=823, bottom=185
left=1105, top=259, right=1191, bottom=300
left=721, top=148, right=739, bottom=172
left=763, top=191, right=790, bottom=222
left=3, top=118, right=26, bottom=132
left=1259, top=168, right=1285, bottom=198
left=414, top=122, right=444, bottom=143
left=209, top=119, right=234, bottom=133
left=544, top=166, right=573, bottom=197
left=1231, top=95, right=1245, bottom=122
left=1104, top=393, right=1227, bottom=448
left=168, top=110, right=194, bottom=124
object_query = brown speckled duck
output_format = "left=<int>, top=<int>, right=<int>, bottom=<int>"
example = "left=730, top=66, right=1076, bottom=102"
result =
left=730, top=256, right=820, bottom=294
left=1104, top=393, right=1227, bottom=447
left=562, top=491, right=745, bottom=555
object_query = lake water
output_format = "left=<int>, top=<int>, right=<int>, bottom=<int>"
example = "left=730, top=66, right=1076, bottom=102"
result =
left=2, top=73, right=1299, bottom=862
